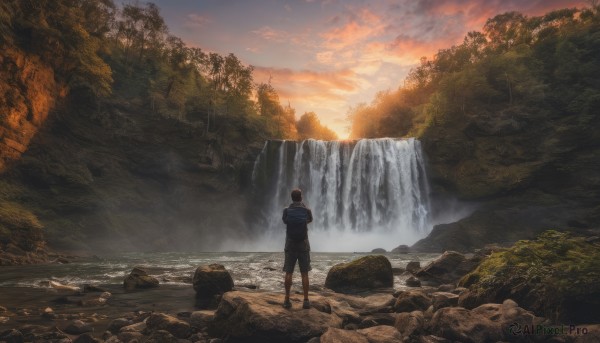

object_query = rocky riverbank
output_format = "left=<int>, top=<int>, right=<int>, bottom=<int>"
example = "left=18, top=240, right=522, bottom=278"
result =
left=1, top=232, right=599, bottom=342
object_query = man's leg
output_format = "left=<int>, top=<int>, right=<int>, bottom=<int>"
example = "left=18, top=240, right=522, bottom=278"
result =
left=301, top=272, right=309, bottom=300
left=284, top=272, right=293, bottom=300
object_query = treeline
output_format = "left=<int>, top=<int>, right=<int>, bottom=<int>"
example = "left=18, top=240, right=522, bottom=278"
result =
left=0, top=0, right=336, bottom=142
left=348, top=5, right=600, bottom=138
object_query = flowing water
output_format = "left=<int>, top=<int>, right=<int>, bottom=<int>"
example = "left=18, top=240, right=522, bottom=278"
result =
left=249, top=138, right=432, bottom=252
left=0, top=252, right=439, bottom=291
left=0, top=252, right=439, bottom=331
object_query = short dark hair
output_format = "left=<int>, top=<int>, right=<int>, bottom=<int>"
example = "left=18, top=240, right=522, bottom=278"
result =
left=291, top=189, right=302, bottom=202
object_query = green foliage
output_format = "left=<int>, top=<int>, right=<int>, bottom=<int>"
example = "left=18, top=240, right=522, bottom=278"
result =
left=460, top=230, right=600, bottom=323
left=349, top=5, right=600, bottom=139
left=1, top=0, right=337, bottom=145
left=0, top=200, right=43, bottom=233
left=3, top=0, right=115, bottom=96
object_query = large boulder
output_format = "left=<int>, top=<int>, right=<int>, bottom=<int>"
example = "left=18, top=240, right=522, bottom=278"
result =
left=123, top=267, right=159, bottom=290
left=428, top=306, right=502, bottom=343
left=428, top=300, right=545, bottom=343
left=415, top=251, right=478, bottom=286
left=325, top=255, right=393, bottom=293
left=192, top=264, right=234, bottom=298
left=405, top=261, right=421, bottom=274
left=208, top=291, right=343, bottom=342
left=393, top=290, right=431, bottom=313
left=430, top=292, right=459, bottom=311
left=459, top=231, right=600, bottom=324
left=394, top=311, right=424, bottom=340
left=145, top=313, right=191, bottom=339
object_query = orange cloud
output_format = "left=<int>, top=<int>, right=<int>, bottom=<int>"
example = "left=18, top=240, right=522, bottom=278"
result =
left=320, top=8, right=386, bottom=50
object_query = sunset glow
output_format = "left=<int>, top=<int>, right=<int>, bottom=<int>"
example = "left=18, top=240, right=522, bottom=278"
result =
left=153, top=0, right=585, bottom=138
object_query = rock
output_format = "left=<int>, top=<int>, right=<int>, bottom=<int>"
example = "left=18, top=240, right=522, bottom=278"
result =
left=429, top=307, right=502, bottom=343
left=145, top=329, right=179, bottom=343
left=394, top=290, right=431, bottom=313
left=417, top=335, right=452, bottom=343
left=436, top=284, right=455, bottom=292
left=320, top=326, right=402, bottom=343
left=145, top=313, right=192, bottom=338
left=119, top=322, right=146, bottom=333
left=0, top=329, right=24, bottom=343
left=431, top=292, right=459, bottom=310
left=452, top=286, right=467, bottom=295
left=192, top=264, right=234, bottom=298
left=320, top=327, right=368, bottom=343
left=394, top=310, right=424, bottom=339
left=73, top=333, right=102, bottom=343
left=574, top=324, right=600, bottom=343
left=371, top=248, right=386, bottom=253
left=190, top=310, right=214, bottom=329
left=56, top=257, right=70, bottom=264
left=42, top=306, right=57, bottom=319
left=356, top=325, right=403, bottom=343
left=79, top=292, right=111, bottom=306
left=471, top=300, right=539, bottom=333
left=0, top=316, right=9, bottom=324
left=208, top=291, right=343, bottom=342
left=415, top=251, right=478, bottom=286
left=357, top=313, right=396, bottom=328
left=459, top=231, right=600, bottom=324
left=108, top=318, right=131, bottom=333
left=83, top=284, right=107, bottom=293
left=117, top=331, right=143, bottom=342
left=406, top=261, right=421, bottom=274
left=392, top=245, right=410, bottom=254
left=405, top=276, right=421, bottom=287
left=123, top=267, right=159, bottom=290
left=324, top=255, right=393, bottom=293
left=63, top=320, right=93, bottom=335
left=0, top=305, right=6, bottom=313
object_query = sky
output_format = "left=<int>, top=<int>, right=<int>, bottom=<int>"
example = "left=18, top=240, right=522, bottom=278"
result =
left=150, top=0, right=586, bottom=138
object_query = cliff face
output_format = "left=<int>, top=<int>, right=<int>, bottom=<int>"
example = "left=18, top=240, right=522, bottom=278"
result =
left=0, top=92, right=261, bottom=253
left=0, top=47, right=64, bottom=262
left=0, top=49, right=261, bottom=255
left=414, top=104, right=600, bottom=252
left=0, top=47, right=62, bottom=171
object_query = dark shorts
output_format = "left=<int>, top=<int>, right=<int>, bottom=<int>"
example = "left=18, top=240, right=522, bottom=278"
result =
left=283, top=250, right=311, bottom=273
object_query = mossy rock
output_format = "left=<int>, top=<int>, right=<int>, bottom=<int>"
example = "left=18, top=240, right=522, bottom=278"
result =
left=458, top=230, right=600, bottom=324
left=325, top=255, right=393, bottom=293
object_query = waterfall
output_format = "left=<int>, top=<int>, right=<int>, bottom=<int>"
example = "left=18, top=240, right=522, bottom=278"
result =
left=250, top=138, right=432, bottom=251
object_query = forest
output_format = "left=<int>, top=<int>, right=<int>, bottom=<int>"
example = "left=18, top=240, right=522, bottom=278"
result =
left=0, top=0, right=337, bottom=143
left=348, top=5, right=600, bottom=140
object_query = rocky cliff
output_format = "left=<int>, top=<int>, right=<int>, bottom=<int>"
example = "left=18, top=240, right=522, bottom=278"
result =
left=413, top=103, right=600, bottom=252
left=0, top=87, right=261, bottom=255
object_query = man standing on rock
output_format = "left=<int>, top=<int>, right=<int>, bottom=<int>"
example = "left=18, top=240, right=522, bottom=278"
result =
left=282, top=188, right=313, bottom=309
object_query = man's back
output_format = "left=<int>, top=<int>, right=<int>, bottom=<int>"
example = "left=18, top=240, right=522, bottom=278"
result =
left=282, top=202, right=312, bottom=252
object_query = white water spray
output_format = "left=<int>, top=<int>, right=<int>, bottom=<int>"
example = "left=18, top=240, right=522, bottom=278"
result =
left=248, top=138, right=432, bottom=252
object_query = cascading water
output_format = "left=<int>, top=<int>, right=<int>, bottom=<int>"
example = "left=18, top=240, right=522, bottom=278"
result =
left=249, top=138, right=432, bottom=252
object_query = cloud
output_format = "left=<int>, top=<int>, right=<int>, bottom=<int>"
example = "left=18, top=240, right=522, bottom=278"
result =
left=184, top=13, right=212, bottom=28
left=252, top=26, right=289, bottom=42
left=245, top=47, right=259, bottom=53
left=254, top=67, right=361, bottom=96
left=320, top=8, right=386, bottom=50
